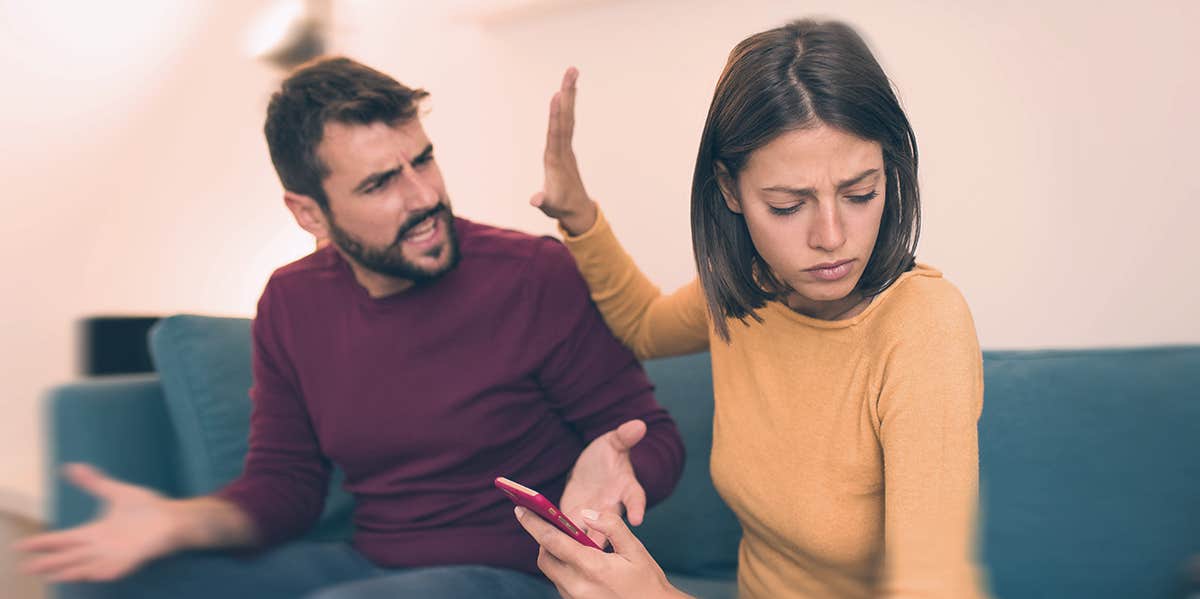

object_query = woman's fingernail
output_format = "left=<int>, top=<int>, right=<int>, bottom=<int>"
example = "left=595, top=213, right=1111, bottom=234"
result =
left=514, top=506, right=525, bottom=518
left=581, top=509, right=599, bottom=521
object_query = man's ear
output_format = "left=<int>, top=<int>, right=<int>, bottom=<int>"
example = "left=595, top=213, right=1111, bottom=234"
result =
left=714, top=162, right=742, bottom=214
left=283, top=191, right=330, bottom=240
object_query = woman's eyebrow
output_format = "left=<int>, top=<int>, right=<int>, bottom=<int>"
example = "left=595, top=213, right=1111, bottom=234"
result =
left=762, top=168, right=881, bottom=197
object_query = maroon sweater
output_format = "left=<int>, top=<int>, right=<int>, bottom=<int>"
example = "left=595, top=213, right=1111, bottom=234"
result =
left=216, top=217, right=684, bottom=576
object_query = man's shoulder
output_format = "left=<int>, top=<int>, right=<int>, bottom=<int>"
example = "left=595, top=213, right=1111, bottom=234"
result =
left=264, top=244, right=343, bottom=291
left=458, top=217, right=569, bottom=274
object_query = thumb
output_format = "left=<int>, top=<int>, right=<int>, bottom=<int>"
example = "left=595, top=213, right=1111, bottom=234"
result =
left=64, top=463, right=125, bottom=501
left=609, top=419, right=647, bottom=452
left=621, top=482, right=648, bottom=527
left=580, top=510, right=648, bottom=560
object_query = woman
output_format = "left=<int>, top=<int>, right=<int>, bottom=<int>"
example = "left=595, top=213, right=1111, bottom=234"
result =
left=516, top=19, right=988, bottom=599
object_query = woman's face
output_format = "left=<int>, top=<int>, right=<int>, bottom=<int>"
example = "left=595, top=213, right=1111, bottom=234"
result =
left=722, top=124, right=887, bottom=318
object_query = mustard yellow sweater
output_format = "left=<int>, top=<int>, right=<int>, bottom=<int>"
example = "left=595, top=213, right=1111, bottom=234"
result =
left=561, top=210, right=989, bottom=599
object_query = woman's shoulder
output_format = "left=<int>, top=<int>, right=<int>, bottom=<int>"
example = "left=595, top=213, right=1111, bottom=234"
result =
left=869, top=263, right=975, bottom=339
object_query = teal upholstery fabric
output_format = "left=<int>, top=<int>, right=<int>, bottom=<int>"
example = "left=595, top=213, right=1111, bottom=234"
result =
left=46, top=375, right=181, bottom=528
left=147, top=315, right=354, bottom=541
left=44, top=316, right=1200, bottom=599
left=979, top=347, right=1200, bottom=599
left=147, top=315, right=255, bottom=496
left=638, top=353, right=740, bottom=580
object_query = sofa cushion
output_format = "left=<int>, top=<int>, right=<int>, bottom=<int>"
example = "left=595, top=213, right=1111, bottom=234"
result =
left=148, top=315, right=353, bottom=540
left=980, top=346, right=1200, bottom=599
left=638, top=353, right=741, bottom=580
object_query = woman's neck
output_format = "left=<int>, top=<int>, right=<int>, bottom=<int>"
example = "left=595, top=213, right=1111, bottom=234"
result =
left=785, top=290, right=872, bottom=321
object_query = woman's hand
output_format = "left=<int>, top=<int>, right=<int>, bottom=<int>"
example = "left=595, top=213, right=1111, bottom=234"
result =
left=530, top=67, right=598, bottom=236
left=514, top=506, right=690, bottom=599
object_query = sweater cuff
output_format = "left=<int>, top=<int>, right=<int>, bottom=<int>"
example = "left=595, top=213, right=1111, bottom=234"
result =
left=558, top=206, right=611, bottom=244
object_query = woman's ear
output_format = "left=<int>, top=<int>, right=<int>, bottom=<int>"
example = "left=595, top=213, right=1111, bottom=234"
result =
left=714, top=162, right=742, bottom=214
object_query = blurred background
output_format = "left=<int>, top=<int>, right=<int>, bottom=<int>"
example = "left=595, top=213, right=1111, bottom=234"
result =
left=0, top=0, right=1197, bottom=592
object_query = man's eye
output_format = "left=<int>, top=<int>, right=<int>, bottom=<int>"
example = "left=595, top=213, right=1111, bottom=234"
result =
left=367, top=175, right=394, bottom=193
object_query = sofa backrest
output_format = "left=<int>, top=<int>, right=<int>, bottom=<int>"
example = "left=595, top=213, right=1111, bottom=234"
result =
left=979, top=347, right=1200, bottom=599
left=637, top=353, right=742, bottom=579
left=141, top=314, right=1200, bottom=596
left=641, top=347, right=1200, bottom=598
left=148, top=315, right=354, bottom=541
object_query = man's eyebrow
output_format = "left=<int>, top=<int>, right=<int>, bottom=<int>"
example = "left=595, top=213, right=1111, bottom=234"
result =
left=353, top=166, right=401, bottom=194
left=411, top=143, right=434, bottom=163
left=761, top=168, right=881, bottom=197
left=351, top=144, right=435, bottom=194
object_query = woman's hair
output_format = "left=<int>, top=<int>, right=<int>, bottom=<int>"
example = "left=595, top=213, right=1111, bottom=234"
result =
left=691, top=19, right=921, bottom=340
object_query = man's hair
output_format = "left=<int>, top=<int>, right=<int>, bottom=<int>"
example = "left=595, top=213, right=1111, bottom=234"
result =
left=691, top=19, right=921, bottom=341
left=264, top=56, right=429, bottom=211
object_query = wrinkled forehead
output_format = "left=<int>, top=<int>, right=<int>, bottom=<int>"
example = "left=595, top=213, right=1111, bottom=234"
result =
left=746, top=125, right=883, bottom=185
left=317, top=118, right=430, bottom=180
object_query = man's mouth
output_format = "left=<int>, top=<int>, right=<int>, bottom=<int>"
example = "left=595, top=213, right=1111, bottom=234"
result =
left=403, top=213, right=439, bottom=242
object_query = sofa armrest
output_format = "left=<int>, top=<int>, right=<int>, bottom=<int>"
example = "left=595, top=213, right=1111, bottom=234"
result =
left=45, top=375, right=182, bottom=529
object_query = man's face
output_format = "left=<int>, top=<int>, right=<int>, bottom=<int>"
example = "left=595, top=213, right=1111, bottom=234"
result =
left=316, top=118, right=458, bottom=281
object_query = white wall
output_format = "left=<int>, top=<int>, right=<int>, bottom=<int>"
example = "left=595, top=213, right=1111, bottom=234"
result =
left=344, top=0, right=1200, bottom=350
left=1, top=0, right=1197, bottom=506
left=0, top=0, right=315, bottom=509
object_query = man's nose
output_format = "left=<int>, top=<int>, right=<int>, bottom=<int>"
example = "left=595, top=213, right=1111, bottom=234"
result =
left=400, top=166, right=439, bottom=211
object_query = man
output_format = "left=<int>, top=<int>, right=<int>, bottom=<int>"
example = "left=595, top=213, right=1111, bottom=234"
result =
left=17, top=57, right=684, bottom=599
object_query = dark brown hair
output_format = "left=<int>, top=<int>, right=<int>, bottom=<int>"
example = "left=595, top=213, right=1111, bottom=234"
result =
left=264, top=56, right=429, bottom=211
left=691, top=19, right=921, bottom=341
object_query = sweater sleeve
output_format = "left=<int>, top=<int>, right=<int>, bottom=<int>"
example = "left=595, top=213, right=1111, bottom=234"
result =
left=559, top=208, right=709, bottom=360
left=213, top=280, right=332, bottom=548
left=874, top=283, right=989, bottom=598
left=527, top=236, right=685, bottom=508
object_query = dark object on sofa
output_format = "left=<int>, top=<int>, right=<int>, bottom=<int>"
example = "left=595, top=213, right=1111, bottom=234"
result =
left=78, top=316, right=162, bottom=376
left=45, top=315, right=1200, bottom=598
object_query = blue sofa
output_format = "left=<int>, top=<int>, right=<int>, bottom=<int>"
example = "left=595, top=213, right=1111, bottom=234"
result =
left=44, top=315, right=1200, bottom=598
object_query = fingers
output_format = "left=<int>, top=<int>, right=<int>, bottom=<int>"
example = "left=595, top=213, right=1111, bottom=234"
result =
left=64, top=463, right=124, bottom=500
left=544, top=91, right=562, bottom=163
left=611, top=419, right=647, bottom=451
left=22, top=546, right=93, bottom=577
left=50, top=562, right=124, bottom=583
left=16, top=525, right=127, bottom=583
left=514, top=506, right=592, bottom=564
left=569, top=508, right=610, bottom=549
left=535, top=545, right=572, bottom=583
left=560, top=67, right=578, bottom=141
left=580, top=510, right=648, bottom=559
left=14, top=528, right=87, bottom=553
left=621, top=483, right=648, bottom=526
left=530, top=191, right=546, bottom=208
left=546, top=67, right=579, bottom=165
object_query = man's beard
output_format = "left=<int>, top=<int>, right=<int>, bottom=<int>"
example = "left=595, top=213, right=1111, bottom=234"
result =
left=326, top=201, right=461, bottom=282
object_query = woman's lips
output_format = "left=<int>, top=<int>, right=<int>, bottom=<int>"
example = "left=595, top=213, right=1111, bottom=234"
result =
left=805, top=259, right=855, bottom=282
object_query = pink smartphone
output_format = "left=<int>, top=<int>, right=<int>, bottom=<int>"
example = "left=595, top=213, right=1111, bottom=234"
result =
left=495, top=476, right=602, bottom=550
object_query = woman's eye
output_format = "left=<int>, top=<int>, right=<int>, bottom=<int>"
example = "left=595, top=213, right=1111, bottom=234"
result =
left=768, top=203, right=802, bottom=216
left=848, top=190, right=879, bottom=203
